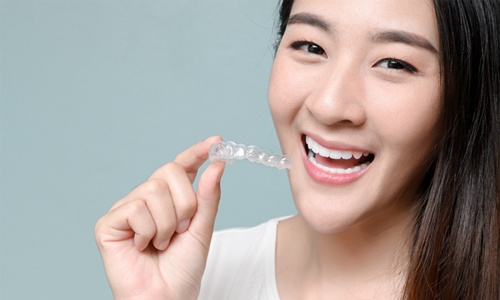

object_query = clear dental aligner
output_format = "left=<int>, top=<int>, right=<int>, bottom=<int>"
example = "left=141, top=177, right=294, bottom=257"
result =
left=209, top=141, right=292, bottom=170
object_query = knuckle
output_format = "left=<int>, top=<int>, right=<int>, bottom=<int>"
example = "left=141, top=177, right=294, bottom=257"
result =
left=93, top=216, right=118, bottom=250
left=153, top=219, right=176, bottom=244
left=95, top=233, right=109, bottom=250
left=163, top=161, right=185, bottom=175
left=126, top=199, right=147, bottom=215
left=157, top=217, right=177, bottom=235
left=140, top=224, right=157, bottom=240
left=176, top=196, right=197, bottom=218
left=142, top=178, right=169, bottom=196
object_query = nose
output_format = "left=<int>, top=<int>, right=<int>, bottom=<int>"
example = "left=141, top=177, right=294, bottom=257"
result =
left=305, top=62, right=367, bottom=127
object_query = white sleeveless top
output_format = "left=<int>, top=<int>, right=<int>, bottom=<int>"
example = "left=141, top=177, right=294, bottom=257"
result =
left=198, top=216, right=291, bottom=300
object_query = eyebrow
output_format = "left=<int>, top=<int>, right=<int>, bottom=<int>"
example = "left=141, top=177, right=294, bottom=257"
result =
left=288, top=13, right=332, bottom=33
left=288, top=12, right=439, bottom=55
left=371, top=30, right=439, bottom=54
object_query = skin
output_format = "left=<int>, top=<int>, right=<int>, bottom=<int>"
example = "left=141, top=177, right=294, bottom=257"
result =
left=94, top=136, right=226, bottom=300
left=95, top=0, right=442, bottom=299
left=270, top=0, right=441, bottom=298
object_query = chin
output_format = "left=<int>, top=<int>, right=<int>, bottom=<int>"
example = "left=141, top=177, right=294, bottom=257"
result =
left=289, top=186, right=364, bottom=234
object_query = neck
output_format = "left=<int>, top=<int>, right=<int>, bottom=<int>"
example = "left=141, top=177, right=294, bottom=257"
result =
left=276, top=210, right=415, bottom=299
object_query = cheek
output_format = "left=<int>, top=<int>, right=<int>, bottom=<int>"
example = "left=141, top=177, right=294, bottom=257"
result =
left=268, top=57, right=307, bottom=126
left=268, top=68, right=287, bottom=124
left=370, top=81, right=442, bottom=156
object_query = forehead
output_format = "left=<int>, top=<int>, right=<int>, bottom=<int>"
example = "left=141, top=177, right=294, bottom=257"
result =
left=289, top=0, right=439, bottom=48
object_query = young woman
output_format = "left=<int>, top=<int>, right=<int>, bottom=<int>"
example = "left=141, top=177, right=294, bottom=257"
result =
left=95, top=0, right=499, bottom=299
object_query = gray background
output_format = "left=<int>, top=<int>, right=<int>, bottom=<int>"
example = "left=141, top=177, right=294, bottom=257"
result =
left=0, top=1, right=296, bottom=298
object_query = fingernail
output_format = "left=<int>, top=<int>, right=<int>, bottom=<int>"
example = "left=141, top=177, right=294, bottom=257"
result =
left=159, top=240, right=169, bottom=250
left=205, top=136, right=221, bottom=142
left=176, top=219, right=190, bottom=233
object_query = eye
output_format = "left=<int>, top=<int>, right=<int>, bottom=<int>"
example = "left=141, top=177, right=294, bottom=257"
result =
left=290, top=40, right=326, bottom=56
left=375, top=58, right=418, bottom=73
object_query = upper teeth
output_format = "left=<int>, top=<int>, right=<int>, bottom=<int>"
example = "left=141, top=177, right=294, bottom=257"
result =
left=306, top=136, right=369, bottom=159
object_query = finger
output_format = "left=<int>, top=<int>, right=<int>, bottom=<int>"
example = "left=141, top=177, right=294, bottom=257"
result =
left=150, top=136, right=222, bottom=183
left=159, top=163, right=198, bottom=233
left=96, top=199, right=157, bottom=252
left=108, top=179, right=178, bottom=250
left=134, top=179, right=178, bottom=250
left=188, top=161, right=225, bottom=244
left=110, top=136, right=222, bottom=212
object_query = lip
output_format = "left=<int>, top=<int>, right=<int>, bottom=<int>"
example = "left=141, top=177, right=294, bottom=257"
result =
left=304, top=132, right=372, bottom=153
left=301, top=134, right=372, bottom=185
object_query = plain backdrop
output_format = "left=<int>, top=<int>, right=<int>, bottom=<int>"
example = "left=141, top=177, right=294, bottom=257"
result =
left=0, top=1, right=297, bottom=298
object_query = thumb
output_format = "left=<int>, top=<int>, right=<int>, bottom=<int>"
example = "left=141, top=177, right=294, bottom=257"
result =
left=188, top=161, right=225, bottom=244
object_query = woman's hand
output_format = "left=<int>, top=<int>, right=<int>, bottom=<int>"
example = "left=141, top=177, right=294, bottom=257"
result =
left=94, top=136, right=225, bottom=300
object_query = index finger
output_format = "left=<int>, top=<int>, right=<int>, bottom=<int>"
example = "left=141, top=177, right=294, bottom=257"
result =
left=149, top=136, right=222, bottom=182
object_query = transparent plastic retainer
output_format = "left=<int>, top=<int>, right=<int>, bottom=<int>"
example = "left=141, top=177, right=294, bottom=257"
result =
left=209, top=141, right=292, bottom=170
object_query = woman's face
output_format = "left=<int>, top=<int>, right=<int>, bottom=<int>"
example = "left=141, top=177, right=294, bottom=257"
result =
left=269, top=0, right=442, bottom=233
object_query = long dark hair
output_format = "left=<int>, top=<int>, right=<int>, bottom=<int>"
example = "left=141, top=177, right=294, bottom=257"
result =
left=275, top=0, right=500, bottom=299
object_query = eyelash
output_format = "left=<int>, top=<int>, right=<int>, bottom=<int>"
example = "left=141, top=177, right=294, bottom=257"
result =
left=377, top=58, right=419, bottom=74
left=289, top=40, right=419, bottom=73
left=290, top=40, right=326, bottom=56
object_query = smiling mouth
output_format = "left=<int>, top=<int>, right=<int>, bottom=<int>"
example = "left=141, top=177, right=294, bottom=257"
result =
left=304, top=135, right=375, bottom=174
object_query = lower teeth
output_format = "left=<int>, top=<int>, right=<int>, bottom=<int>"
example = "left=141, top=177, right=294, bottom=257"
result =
left=308, top=150, right=370, bottom=174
